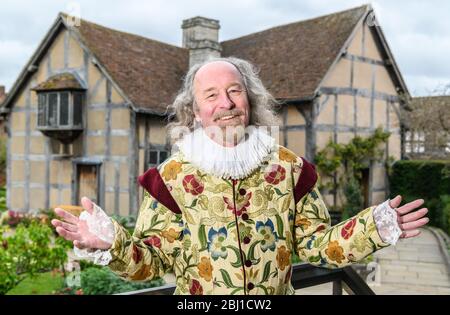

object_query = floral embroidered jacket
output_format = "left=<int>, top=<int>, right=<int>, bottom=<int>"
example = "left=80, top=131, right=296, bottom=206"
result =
left=107, top=146, right=390, bottom=295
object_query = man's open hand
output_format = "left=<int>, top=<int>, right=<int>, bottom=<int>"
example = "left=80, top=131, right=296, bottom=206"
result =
left=51, top=197, right=112, bottom=250
left=389, top=195, right=429, bottom=239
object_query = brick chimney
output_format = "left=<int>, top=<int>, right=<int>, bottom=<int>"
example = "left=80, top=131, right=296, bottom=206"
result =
left=182, top=17, right=221, bottom=67
left=0, top=86, right=6, bottom=104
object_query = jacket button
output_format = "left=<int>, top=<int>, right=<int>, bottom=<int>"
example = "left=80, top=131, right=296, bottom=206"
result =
left=247, top=282, right=255, bottom=291
left=243, top=236, right=251, bottom=244
left=242, top=213, right=249, bottom=220
left=245, top=260, right=252, bottom=267
left=239, top=188, right=246, bottom=196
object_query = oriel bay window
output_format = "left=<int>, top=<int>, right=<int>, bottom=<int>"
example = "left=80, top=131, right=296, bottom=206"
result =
left=32, top=73, right=86, bottom=143
left=37, top=91, right=83, bottom=128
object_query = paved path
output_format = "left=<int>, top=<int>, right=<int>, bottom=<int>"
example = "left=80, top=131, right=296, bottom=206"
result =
left=296, top=228, right=450, bottom=295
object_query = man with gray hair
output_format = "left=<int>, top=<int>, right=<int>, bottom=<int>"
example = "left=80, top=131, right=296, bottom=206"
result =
left=52, top=57, right=428, bottom=295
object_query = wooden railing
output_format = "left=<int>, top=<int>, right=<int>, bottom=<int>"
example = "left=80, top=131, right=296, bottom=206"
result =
left=117, top=263, right=375, bottom=295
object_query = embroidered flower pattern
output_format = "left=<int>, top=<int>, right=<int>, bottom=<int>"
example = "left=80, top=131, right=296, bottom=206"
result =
left=143, top=236, right=161, bottom=248
left=325, top=241, right=346, bottom=264
left=183, top=174, right=204, bottom=195
left=189, top=279, right=203, bottom=295
left=132, top=244, right=143, bottom=264
left=350, top=231, right=370, bottom=253
left=223, top=192, right=252, bottom=216
left=264, top=164, right=286, bottom=185
left=341, top=218, right=357, bottom=240
left=256, top=219, right=278, bottom=252
left=231, top=223, right=253, bottom=242
left=276, top=245, right=291, bottom=271
left=197, top=257, right=213, bottom=282
left=161, top=160, right=182, bottom=181
left=161, top=228, right=180, bottom=243
left=295, top=217, right=312, bottom=230
left=207, top=227, right=228, bottom=260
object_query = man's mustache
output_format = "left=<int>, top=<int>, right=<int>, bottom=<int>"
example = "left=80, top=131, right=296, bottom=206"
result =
left=213, top=109, right=244, bottom=121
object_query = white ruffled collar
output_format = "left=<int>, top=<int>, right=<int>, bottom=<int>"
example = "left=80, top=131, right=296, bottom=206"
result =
left=174, top=126, right=276, bottom=179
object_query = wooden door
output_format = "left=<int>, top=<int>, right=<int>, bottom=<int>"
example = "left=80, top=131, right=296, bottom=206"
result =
left=77, top=164, right=98, bottom=204
left=361, top=168, right=370, bottom=209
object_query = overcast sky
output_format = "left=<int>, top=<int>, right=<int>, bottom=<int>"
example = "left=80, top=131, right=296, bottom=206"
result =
left=1, top=0, right=449, bottom=96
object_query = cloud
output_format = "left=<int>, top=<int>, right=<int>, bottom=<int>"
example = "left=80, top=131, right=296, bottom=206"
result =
left=0, top=40, right=36, bottom=90
left=405, top=74, right=450, bottom=96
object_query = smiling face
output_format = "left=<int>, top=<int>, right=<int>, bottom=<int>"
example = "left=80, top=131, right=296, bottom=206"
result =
left=193, top=61, right=250, bottom=146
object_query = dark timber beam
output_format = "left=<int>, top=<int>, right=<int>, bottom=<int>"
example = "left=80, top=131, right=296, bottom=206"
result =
left=343, top=53, right=385, bottom=66
left=319, top=87, right=398, bottom=102
left=129, top=110, right=139, bottom=215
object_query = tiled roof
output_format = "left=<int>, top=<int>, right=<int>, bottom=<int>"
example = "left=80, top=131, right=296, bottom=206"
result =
left=62, top=5, right=368, bottom=112
left=58, top=7, right=369, bottom=115
left=65, top=14, right=189, bottom=114
left=221, top=5, right=368, bottom=100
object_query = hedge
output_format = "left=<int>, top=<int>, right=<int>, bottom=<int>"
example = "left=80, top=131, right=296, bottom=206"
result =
left=389, top=160, right=450, bottom=235
left=78, top=267, right=165, bottom=295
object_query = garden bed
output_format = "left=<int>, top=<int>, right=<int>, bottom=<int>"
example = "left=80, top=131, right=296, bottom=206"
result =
left=0, top=198, right=165, bottom=295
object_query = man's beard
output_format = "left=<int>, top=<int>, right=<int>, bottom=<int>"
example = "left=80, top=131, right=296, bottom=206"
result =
left=209, top=109, right=247, bottom=146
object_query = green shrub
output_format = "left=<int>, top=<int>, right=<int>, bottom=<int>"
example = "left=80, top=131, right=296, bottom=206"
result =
left=76, top=267, right=164, bottom=295
left=440, top=195, right=450, bottom=236
left=0, top=187, right=6, bottom=213
left=315, top=127, right=390, bottom=217
left=341, top=177, right=364, bottom=220
left=78, top=259, right=103, bottom=271
left=389, top=160, right=450, bottom=234
left=111, top=214, right=137, bottom=234
left=0, top=208, right=70, bottom=239
left=0, top=221, right=68, bottom=294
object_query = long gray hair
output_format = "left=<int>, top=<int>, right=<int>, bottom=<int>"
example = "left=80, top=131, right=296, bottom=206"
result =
left=166, top=57, right=281, bottom=142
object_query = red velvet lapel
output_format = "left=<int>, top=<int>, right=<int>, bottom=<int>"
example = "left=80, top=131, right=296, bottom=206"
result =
left=294, top=157, right=318, bottom=204
left=138, top=168, right=182, bottom=214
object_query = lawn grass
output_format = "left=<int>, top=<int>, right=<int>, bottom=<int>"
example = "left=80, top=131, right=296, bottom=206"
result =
left=6, top=271, right=65, bottom=295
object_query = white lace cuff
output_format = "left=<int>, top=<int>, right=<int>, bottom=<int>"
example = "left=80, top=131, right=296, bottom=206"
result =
left=73, top=202, right=115, bottom=266
left=373, top=199, right=402, bottom=245
left=73, top=247, right=113, bottom=266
